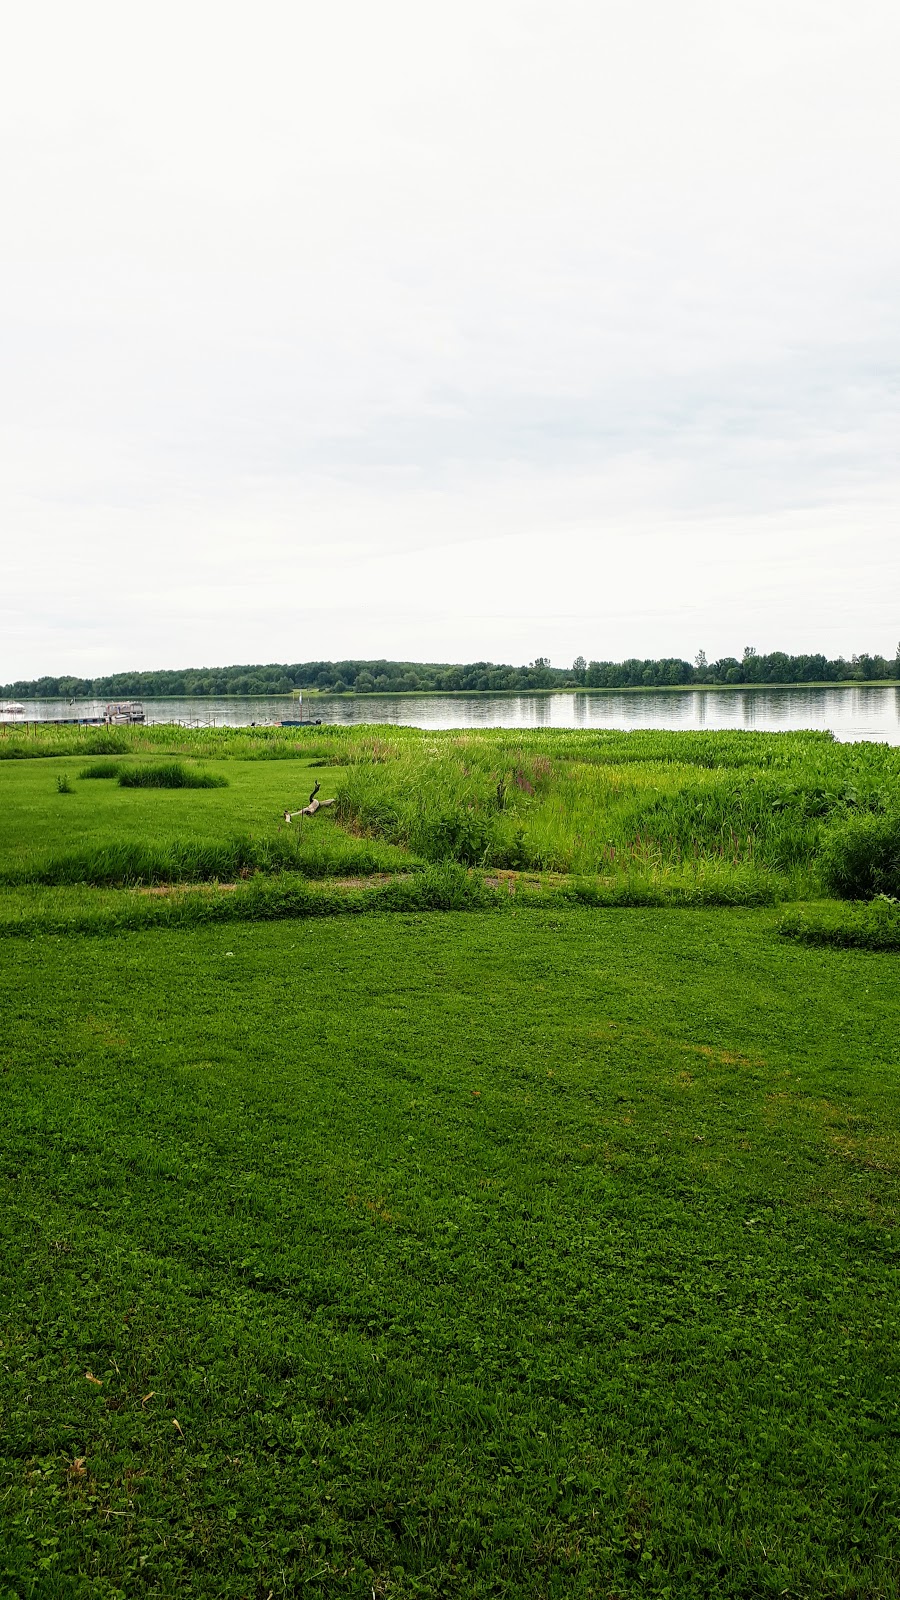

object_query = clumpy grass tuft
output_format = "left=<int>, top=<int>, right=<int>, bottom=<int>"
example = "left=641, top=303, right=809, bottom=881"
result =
left=117, top=761, right=228, bottom=789
left=78, top=761, right=123, bottom=779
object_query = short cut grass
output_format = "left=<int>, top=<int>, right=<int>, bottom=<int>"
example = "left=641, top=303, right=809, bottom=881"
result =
left=3, top=908, right=900, bottom=1597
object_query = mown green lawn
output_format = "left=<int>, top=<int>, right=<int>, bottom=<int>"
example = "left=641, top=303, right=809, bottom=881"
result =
left=0, top=758, right=336, bottom=876
left=2, top=908, right=900, bottom=1598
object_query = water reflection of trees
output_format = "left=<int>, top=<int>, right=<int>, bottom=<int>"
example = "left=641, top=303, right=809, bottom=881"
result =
left=18, top=687, right=900, bottom=744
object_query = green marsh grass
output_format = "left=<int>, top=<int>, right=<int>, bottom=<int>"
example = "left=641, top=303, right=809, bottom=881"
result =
left=331, top=728, right=900, bottom=893
left=6, top=727, right=900, bottom=901
left=0, top=719, right=859, bottom=766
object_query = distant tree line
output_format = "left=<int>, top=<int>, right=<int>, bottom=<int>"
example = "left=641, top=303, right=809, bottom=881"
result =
left=3, top=646, right=899, bottom=699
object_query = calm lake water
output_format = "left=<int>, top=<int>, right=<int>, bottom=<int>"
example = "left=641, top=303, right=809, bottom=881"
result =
left=9, top=686, right=900, bottom=743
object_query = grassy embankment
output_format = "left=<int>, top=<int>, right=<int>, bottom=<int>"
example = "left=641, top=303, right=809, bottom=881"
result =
left=3, top=723, right=900, bottom=1596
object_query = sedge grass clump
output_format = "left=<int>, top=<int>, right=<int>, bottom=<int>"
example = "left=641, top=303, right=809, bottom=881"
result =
left=79, top=761, right=122, bottom=779
left=118, top=761, right=228, bottom=789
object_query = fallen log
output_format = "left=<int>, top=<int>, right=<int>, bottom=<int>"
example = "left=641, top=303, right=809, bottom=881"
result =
left=283, top=797, right=337, bottom=822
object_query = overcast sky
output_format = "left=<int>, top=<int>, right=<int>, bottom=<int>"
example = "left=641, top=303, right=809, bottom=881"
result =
left=3, top=0, right=899, bottom=678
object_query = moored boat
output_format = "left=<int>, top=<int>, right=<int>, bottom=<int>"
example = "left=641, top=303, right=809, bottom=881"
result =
left=105, top=701, right=145, bottom=724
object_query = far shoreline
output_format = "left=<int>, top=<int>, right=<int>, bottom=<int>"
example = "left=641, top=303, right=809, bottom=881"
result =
left=299, top=679, right=900, bottom=699
left=11, top=679, right=900, bottom=703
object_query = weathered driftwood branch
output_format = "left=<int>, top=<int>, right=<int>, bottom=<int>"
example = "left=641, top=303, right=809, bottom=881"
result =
left=283, top=797, right=337, bottom=822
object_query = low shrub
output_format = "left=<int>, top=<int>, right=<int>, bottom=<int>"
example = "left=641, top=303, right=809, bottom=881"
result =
left=821, top=811, right=900, bottom=899
left=118, top=762, right=228, bottom=789
left=417, top=809, right=498, bottom=865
